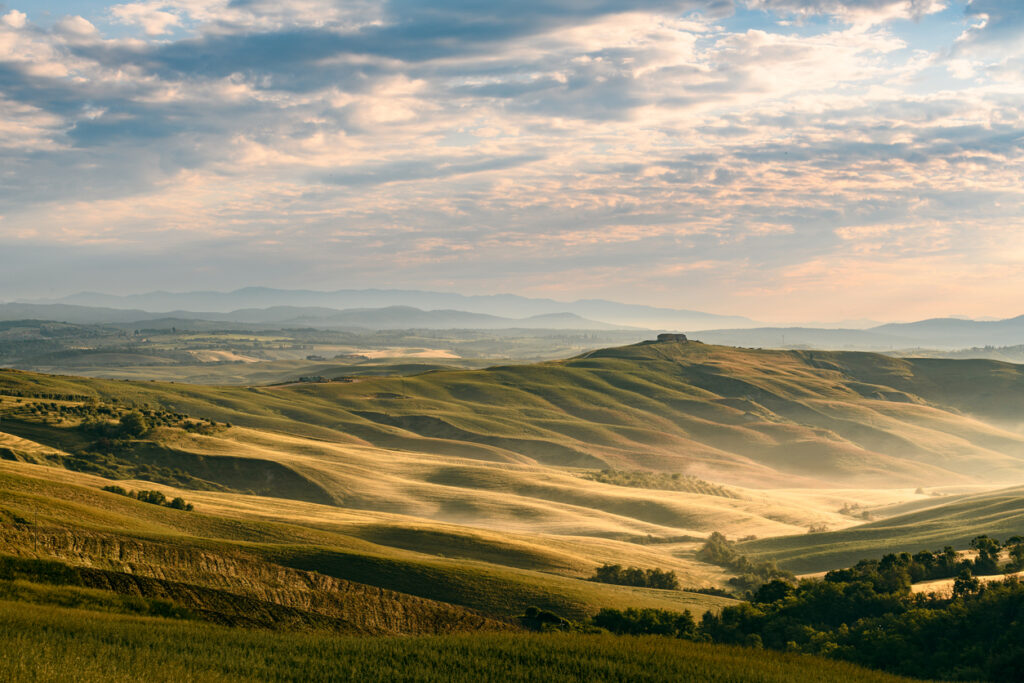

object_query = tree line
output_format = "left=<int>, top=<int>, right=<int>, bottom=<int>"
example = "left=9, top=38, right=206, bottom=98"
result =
left=102, top=485, right=194, bottom=511
left=542, top=539, right=1024, bottom=681
left=589, top=564, right=680, bottom=590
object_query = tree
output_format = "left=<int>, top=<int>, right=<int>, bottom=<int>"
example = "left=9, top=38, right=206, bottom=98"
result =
left=970, top=535, right=1001, bottom=575
left=136, top=490, right=166, bottom=506
left=753, top=579, right=794, bottom=604
left=953, top=568, right=981, bottom=598
left=101, top=485, right=130, bottom=497
left=168, top=497, right=194, bottom=511
left=118, top=411, right=149, bottom=437
left=1006, top=537, right=1024, bottom=572
left=937, top=546, right=960, bottom=577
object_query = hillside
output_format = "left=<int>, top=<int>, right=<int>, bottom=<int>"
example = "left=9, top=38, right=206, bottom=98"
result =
left=290, top=342, right=1024, bottom=487
left=742, top=484, right=1024, bottom=572
left=7, top=341, right=1024, bottom=491
left=0, top=341, right=1021, bottom=579
left=873, top=315, right=1024, bottom=348
left=0, top=319, right=655, bottom=383
left=3, top=337, right=1024, bottom=680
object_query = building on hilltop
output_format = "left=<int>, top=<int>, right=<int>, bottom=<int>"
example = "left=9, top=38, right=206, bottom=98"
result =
left=656, top=333, right=688, bottom=343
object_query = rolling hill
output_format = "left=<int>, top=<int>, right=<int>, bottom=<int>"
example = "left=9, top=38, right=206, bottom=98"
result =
left=1, top=339, right=1022, bottom=550
left=872, top=315, right=1024, bottom=348
left=5, top=339, right=1024, bottom=501
left=3, top=337, right=1024, bottom=680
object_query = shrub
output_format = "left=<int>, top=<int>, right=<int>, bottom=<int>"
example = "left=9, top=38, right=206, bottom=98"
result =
left=135, top=490, right=167, bottom=506
left=101, top=485, right=130, bottom=497
left=118, top=411, right=149, bottom=437
left=592, top=608, right=697, bottom=639
left=697, top=532, right=794, bottom=596
left=590, top=564, right=680, bottom=590
left=518, top=606, right=576, bottom=632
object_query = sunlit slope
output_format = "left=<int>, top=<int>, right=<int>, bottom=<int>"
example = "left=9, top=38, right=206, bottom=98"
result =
left=0, top=462, right=736, bottom=619
left=288, top=342, right=1024, bottom=486
left=292, top=343, right=1024, bottom=487
left=741, top=485, right=1024, bottom=572
left=0, top=409, right=859, bottom=543
left=795, top=352, right=1024, bottom=426
left=5, top=343, right=1024, bottom=625
left=5, top=341, right=1024, bottom=489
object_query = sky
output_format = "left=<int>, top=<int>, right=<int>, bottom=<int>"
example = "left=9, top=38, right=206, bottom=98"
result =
left=0, top=0, right=1022, bottom=322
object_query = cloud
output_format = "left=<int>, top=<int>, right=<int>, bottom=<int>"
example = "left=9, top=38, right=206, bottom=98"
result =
left=959, top=0, right=1024, bottom=48
left=0, top=0, right=1023, bottom=320
left=55, top=16, right=100, bottom=39
left=744, top=0, right=947, bottom=25
left=321, top=153, right=546, bottom=186
left=110, top=3, right=183, bottom=36
left=2, top=10, right=27, bottom=29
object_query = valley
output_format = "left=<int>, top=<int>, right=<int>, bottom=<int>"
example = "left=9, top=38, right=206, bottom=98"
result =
left=2, top=337, right=1024, bottom=680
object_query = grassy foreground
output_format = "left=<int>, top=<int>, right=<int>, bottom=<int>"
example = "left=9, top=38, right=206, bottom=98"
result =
left=0, top=600, right=916, bottom=683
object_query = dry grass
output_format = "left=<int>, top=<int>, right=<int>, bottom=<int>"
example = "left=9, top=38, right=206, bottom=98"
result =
left=2, top=341, right=1023, bottom=606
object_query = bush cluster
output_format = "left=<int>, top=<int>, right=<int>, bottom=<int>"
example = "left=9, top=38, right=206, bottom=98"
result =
left=516, top=606, right=583, bottom=632
left=828, top=536, right=1024, bottom=585
left=592, top=607, right=697, bottom=639
left=590, top=564, right=680, bottom=590
left=581, top=470, right=738, bottom=498
left=3, top=397, right=226, bottom=437
left=696, top=532, right=794, bottom=596
left=101, top=485, right=193, bottom=511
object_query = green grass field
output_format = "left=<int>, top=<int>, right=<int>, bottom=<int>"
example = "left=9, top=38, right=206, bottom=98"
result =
left=0, top=600, right=919, bottom=683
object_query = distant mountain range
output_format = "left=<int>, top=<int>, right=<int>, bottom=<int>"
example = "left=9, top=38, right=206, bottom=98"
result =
left=696, top=316, right=1024, bottom=350
left=22, top=287, right=755, bottom=330
left=7, top=289, right=1024, bottom=350
left=0, top=302, right=632, bottom=331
